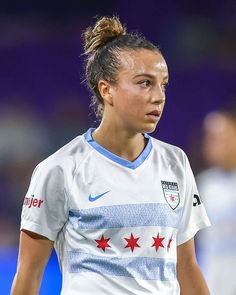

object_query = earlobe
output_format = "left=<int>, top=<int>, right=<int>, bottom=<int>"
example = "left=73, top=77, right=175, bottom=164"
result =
left=98, top=80, right=113, bottom=105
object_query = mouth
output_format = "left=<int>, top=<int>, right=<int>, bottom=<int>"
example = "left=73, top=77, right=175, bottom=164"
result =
left=146, top=110, right=161, bottom=121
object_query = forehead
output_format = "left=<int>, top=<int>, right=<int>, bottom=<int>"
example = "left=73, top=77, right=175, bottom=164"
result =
left=117, top=49, right=168, bottom=78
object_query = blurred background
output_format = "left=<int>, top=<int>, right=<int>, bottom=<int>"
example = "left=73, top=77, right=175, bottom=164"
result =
left=1, top=0, right=236, bottom=294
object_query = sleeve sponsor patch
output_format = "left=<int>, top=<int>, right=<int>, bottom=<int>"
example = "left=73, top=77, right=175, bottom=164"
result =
left=23, top=194, right=44, bottom=208
left=193, top=194, right=202, bottom=207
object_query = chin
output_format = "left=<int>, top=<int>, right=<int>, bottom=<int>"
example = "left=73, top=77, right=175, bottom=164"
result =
left=140, top=123, right=158, bottom=134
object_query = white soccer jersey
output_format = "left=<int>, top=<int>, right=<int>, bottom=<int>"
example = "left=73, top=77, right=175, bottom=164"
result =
left=21, top=128, right=210, bottom=295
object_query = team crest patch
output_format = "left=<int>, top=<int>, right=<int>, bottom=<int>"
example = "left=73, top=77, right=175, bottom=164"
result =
left=161, top=181, right=180, bottom=210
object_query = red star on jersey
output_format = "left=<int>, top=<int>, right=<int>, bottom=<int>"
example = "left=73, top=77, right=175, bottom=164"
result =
left=167, top=237, right=173, bottom=252
left=170, top=195, right=175, bottom=202
left=95, top=235, right=111, bottom=252
left=152, top=233, right=165, bottom=252
left=124, top=233, right=140, bottom=252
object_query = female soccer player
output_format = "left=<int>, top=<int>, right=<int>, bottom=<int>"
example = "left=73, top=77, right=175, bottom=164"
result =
left=11, top=16, right=210, bottom=294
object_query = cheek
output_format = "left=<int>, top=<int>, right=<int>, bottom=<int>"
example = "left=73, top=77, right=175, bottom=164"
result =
left=116, top=91, right=143, bottom=113
left=113, top=82, right=148, bottom=117
left=124, top=97, right=145, bottom=117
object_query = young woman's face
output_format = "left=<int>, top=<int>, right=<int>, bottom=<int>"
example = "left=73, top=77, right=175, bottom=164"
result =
left=108, top=49, right=169, bottom=134
left=203, top=112, right=236, bottom=169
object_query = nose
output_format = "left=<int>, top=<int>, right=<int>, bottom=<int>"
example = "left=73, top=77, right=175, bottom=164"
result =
left=151, top=84, right=165, bottom=105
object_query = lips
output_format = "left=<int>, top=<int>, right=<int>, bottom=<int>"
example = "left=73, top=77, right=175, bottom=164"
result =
left=145, top=110, right=162, bottom=123
left=147, top=110, right=161, bottom=117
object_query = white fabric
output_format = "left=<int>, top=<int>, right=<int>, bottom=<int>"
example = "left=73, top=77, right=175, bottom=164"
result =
left=21, top=129, right=210, bottom=294
left=197, top=168, right=236, bottom=295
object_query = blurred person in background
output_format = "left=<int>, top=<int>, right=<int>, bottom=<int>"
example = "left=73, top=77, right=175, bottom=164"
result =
left=197, top=102, right=236, bottom=295
left=0, top=105, right=51, bottom=246
left=11, top=16, right=210, bottom=295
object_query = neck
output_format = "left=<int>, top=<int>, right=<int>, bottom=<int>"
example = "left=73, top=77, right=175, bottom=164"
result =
left=92, top=121, right=147, bottom=162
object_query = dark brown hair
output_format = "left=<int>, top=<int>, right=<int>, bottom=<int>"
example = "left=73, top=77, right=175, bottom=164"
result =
left=82, top=16, right=161, bottom=119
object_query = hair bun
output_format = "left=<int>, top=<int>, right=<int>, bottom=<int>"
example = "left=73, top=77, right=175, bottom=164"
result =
left=83, top=16, right=127, bottom=54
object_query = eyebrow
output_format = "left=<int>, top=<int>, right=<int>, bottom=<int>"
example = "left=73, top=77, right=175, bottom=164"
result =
left=133, top=73, right=169, bottom=81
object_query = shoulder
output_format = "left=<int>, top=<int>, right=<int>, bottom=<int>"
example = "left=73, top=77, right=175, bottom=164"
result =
left=33, top=133, right=92, bottom=181
left=150, top=136, right=188, bottom=165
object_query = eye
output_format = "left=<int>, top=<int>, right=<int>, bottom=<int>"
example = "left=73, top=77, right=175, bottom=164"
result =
left=162, top=82, right=169, bottom=92
left=138, top=80, right=151, bottom=88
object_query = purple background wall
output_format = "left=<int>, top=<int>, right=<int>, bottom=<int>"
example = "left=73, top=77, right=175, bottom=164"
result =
left=0, top=1, right=236, bottom=294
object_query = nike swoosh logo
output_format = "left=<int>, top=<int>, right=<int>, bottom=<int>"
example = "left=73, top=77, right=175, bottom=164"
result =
left=89, top=191, right=110, bottom=202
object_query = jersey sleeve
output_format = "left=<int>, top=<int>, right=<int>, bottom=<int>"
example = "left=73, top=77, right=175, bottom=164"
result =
left=20, top=161, right=69, bottom=241
left=176, top=154, right=210, bottom=246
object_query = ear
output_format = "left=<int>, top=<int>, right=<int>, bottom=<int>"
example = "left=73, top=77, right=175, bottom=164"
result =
left=98, top=80, right=113, bottom=105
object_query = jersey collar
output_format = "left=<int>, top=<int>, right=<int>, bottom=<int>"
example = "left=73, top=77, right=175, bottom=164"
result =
left=84, top=128, right=152, bottom=170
